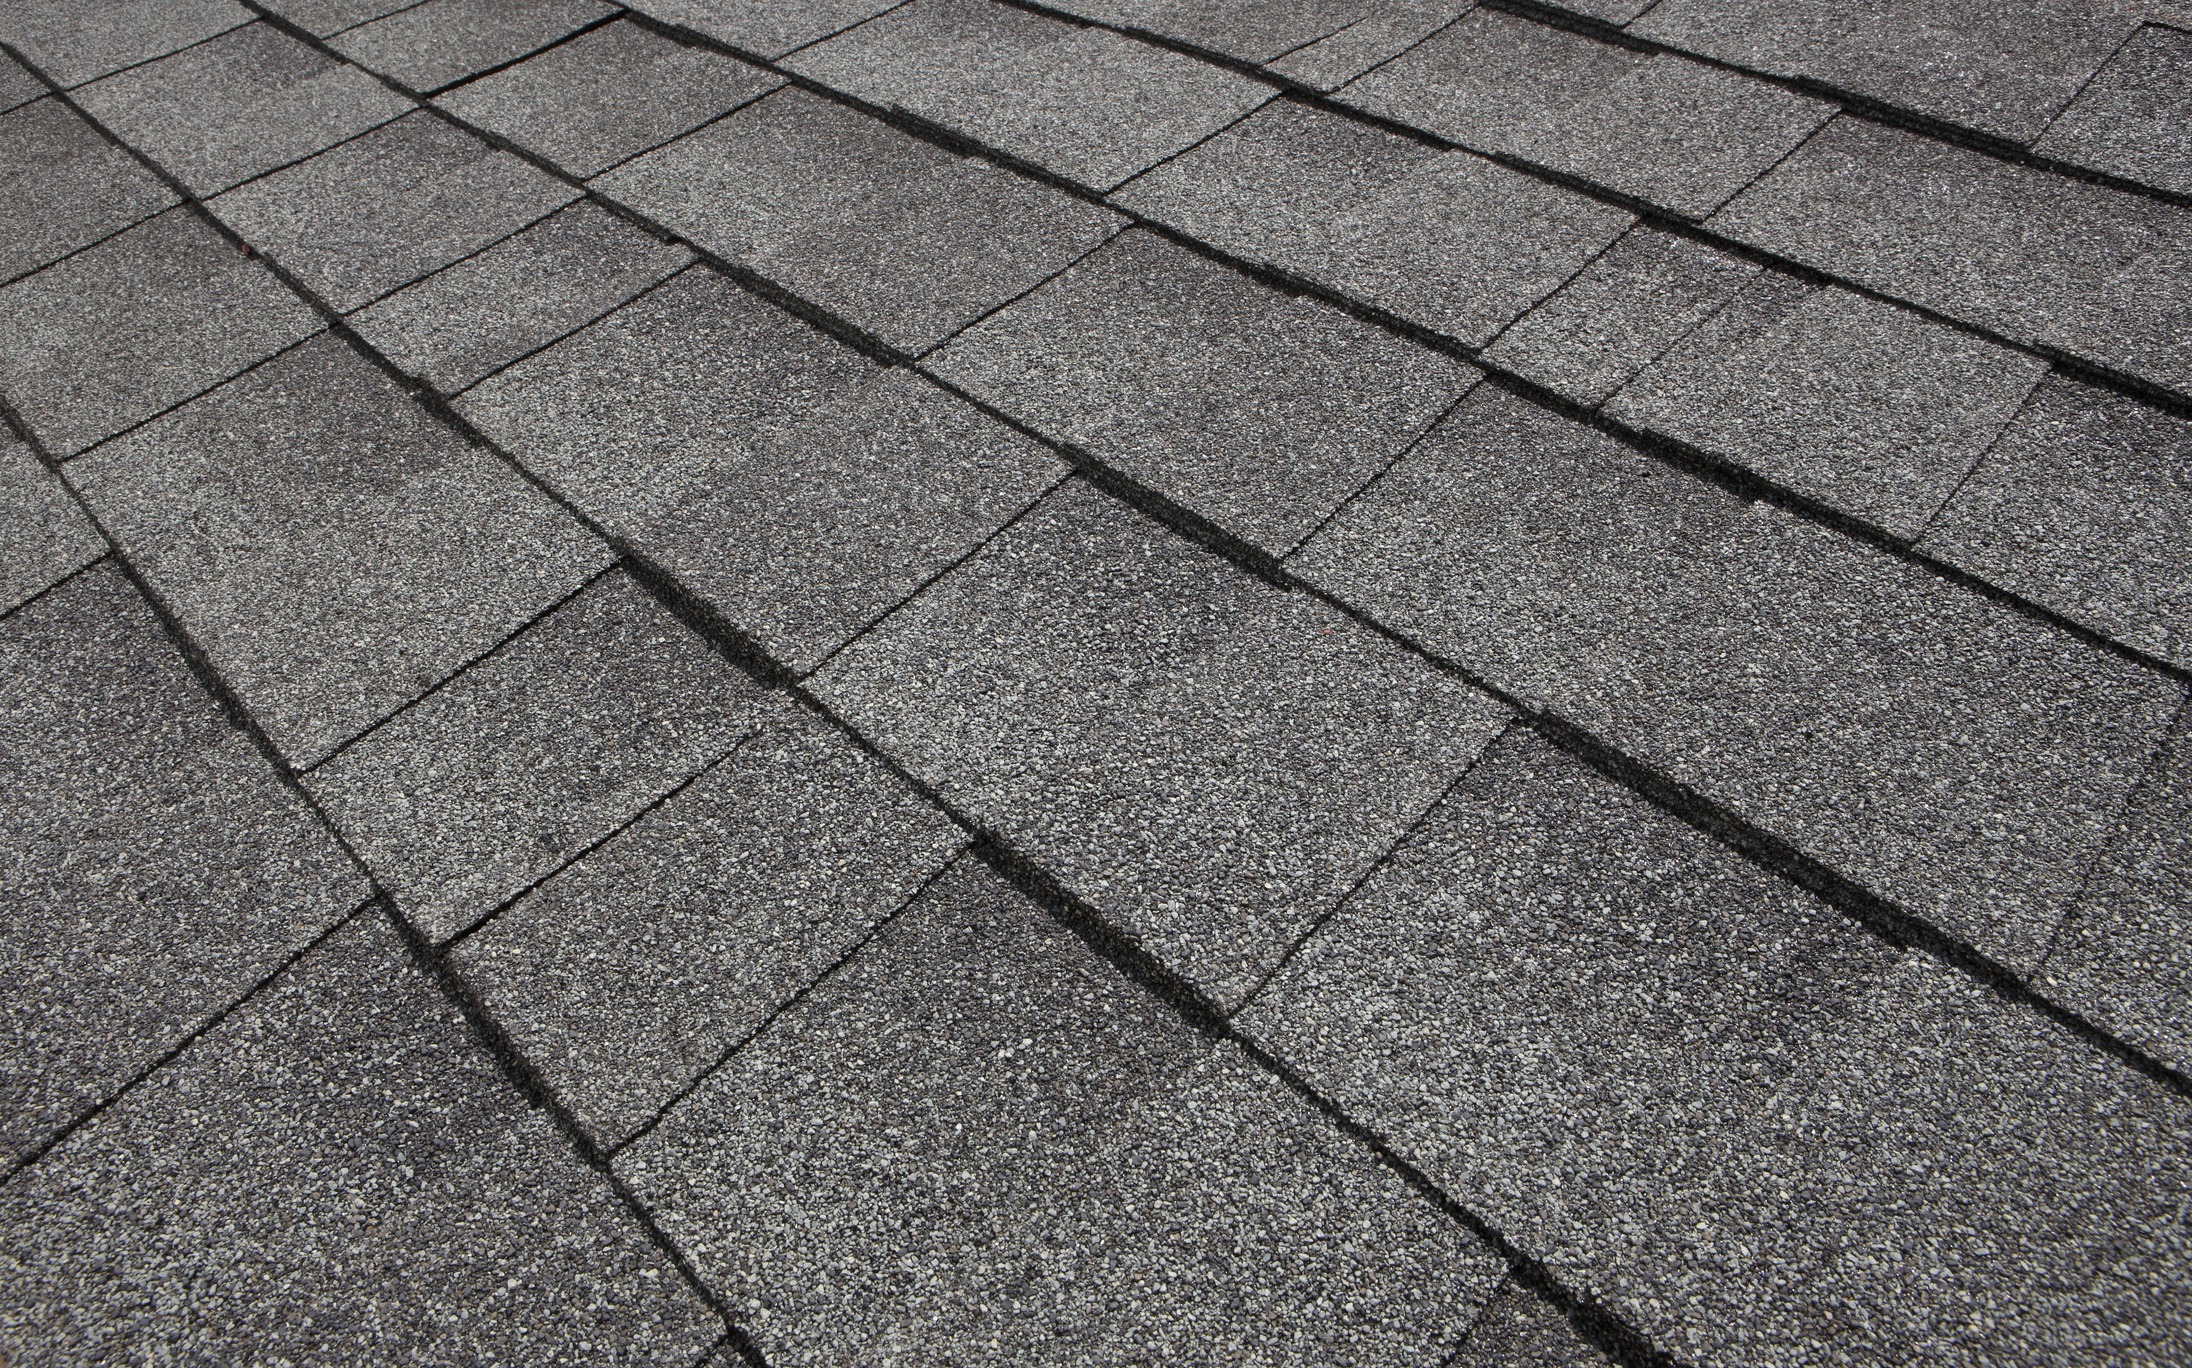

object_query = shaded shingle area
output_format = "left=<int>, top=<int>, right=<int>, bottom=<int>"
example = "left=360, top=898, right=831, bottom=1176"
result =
left=617, top=861, right=1503, bottom=1363
left=2035, top=23, right=2192, bottom=196
left=71, top=334, right=610, bottom=766
left=625, top=0, right=906, bottom=61
left=330, top=0, right=615, bottom=95
left=1291, top=386, right=2185, bottom=972
left=460, top=268, right=1066, bottom=673
left=0, top=565, right=365, bottom=1167
left=0, top=912, right=721, bottom=1364
left=0, top=98, right=177, bottom=284
left=810, top=480, right=1508, bottom=1008
left=1116, top=101, right=1633, bottom=349
left=452, top=705, right=966, bottom=1147
left=0, top=433, right=101, bottom=614
left=785, top=0, right=1273, bottom=192
left=0, top=0, right=248, bottom=88
left=597, top=87, right=1122, bottom=356
left=257, top=0, right=422, bottom=38
left=0, top=50, right=46, bottom=113
left=1451, top=1279, right=1614, bottom=1368
left=929, top=231, right=1477, bottom=557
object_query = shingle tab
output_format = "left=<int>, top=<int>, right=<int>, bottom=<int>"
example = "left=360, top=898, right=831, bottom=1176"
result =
left=0, top=51, right=47, bottom=113
left=437, top=18, right=782, bottom=177
left=0, top=912, right=720, bottom=1362
left=72, top=334, right=610, bottom=766
left=460, top=269, right=1066, bottom=673
left=0, top=208, right=319, bottom=458
left=1266, top=0, right=1472, bottom=91
left=0, top=434, right=101, bottom=614
left=0, top=566, right=365, bottom=1165
left=0, top=98, right=177, bottom=284
left=0, top=0, right=249, bottom=88
left=350, top=202, right=692, bottom=393
left=2034, top=23, right=2192, bottom=197
left=785, top=0, right=1274, bottom=192
left=1116, top=101, right=1633, bottom=348
left=1049, top=0, right=1359, bottom=65
left=617, top=861, right=1503, bottom=1363
left=330, top=0, right=615, bottom=94
left=929, top=231, right=1477, bottom=556
left=452, top=706, right=966, bottom=1146
left=596, top=87, right=1123, bottom=355
left=207, top=111, right=578, bottom=312
left=625, top=0, right=905, bottom=61
left=809, top=480, right=1508, bottom=1007
left=306, top=570, right=766, bottom=941
left=1291, top=386, right=2184, bottom=970
left=257, top=0, right=421, bottom=38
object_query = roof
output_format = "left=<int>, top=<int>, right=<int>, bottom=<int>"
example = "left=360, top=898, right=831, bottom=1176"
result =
left=2, top=0, right=2189, bottom=1363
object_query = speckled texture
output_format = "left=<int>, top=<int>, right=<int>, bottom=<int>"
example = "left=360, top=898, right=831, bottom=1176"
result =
left=0, top=50, right=47, bottom=113
left=1266, top=0, right=1472, bottom=91
left=331, top=0, right=615, bottom=94
left=2035, top=24, right=2192, bottom=196
left=0, top=97, right=177, bottom=284
left=618, top=861, right=1504, bottom=1364
left=624, top=0, right=906, bottom=60
left=1450, top=1279, right=1614, bottom=1368
left=258, top=0, right=422, bottom=38
left=0, top=0, right=248, bottom=88
left=0, top=432, right=102, bottom=614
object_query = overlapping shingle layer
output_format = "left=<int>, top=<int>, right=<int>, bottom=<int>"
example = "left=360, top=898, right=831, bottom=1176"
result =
left=2, top=2, right=2188, bottom=1364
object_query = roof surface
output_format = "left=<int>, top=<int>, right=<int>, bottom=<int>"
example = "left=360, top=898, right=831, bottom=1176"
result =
left=1, top=0, right=2189, bottom=1364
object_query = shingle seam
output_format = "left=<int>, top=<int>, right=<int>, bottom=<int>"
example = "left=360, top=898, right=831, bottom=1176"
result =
left=2026, top=18, right=2150, bottom=148
left=0, top=552, right=111, bottom=627
left=0, top=177, right=172, bottom=293
left=774, top=0, right=924, bottom=61
left=1283, top=375, right=1487, bottom=558
left=443, top=256, right=704, bottom=396
left=325, top=191, right=576, bottom=316
left=39, top=16, right=257, bottom=92
left=320, top=0, right=437, bottom=42
left=36, top=323, right=328, bottom=466
left=1260, top=14, right=1366, bottom=67
left=388, top=6, right=628, bottom=99
left=911, top=218, right=1134, bottom=358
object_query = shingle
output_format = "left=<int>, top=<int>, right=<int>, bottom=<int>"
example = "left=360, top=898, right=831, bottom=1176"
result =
left=1605, top=276, right=2048, bottom=537
left=1709, top=115, right=2192, bottom=400
left=1271, top=2, right=1477, bottom=92
left=451, top=707, right=966, bottom=1147
left=1480, top=225, right=1762, bottom=408
left=809, top=480, right=1507, bottom=1007
left=207, top=112, right=578, bottom=312
left=0, top=208, right=319, bottom=457
left=595, top=87, right=1123, bottom=355
left=436, top=18, right=782, bottom=177
left=0, top=433, right=102, bottom=614
left=1047, top=0, right=1362, bottom=65
left=2034, top=23, right=2192, bottom=197
left=0, top=912, right=720, bottom=1363
left=1450, top=1279, right=1614, bottom=1368
left=929, top=232, right=1475, bottom=556
left=1922, top=376, right=2192, bottom=669
left=626, top=0, right=906, bottom=61
left=257, top=0, right=421, bottom=38
left=72, top=23, right=410, bottom=196
left=71, top=334, right=610, bottom=766
left=1116, top=101, right=1633, bottom=348
left=1337, top=9, right=1832, bottom=217
left=0, top=566, right=365, bottom=1165
left=331, top=0, right=615, bottom=94
left=305, top=570, right=766, bottom=941
left=0, top=50, right=46, bottom=113
left=616, top=861, right=1503, bottom=1364
left=1531, top=0, right=1653, bottom=19
left=460, top=269, right=1066, bottom=673
left=0, top=0, right=248, bottom=88
left=0, top=98, right=177, bottom=284
left=1290, top=386, right=2184, bottom=971
left=350, top=201, right=692, bottom=393
left=784, top=0, right=1273, bottom=192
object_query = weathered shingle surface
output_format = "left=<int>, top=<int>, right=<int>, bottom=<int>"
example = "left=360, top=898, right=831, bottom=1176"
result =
left=5, top=2, right=2191, bottom=1361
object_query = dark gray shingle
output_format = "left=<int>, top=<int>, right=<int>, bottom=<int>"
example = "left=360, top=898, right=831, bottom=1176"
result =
left=2034, top=23, right=2192, bottom=196
left=0, top=98, right=177, bottom=284
left=624, top=0, right=906, bottom=61
left=330, top=0, right=615, bottom=94
left=257, top=0, right=421, bottom=38
left=0, top=433, right=100, bottom=614
left=0, top=50, right=48, bottom=112
left=1450, top=1279, right=1614, bottom=1368
left=0, top=0, right=248, bottom=88
left=1266, top=0, right=1472, bottom=91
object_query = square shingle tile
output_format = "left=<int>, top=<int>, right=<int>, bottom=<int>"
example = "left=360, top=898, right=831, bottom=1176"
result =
left=73, top=23, right=409, bottom=196
left=331, top=0, right=615, bottom=94
left=207, top=111, right=578, bottom=312
left=0, top=0, right=248, bottom=88
left=618, top=861, right=1503, bottom=1363
left=929, top=231, right=1477, bottom=557
left=306, top=570, right=767, bottom=940
left=595, top=87, right=1124, bottom=355
left=460, top=268, right=1066, bottom=673
left=72, top=333, right=611, bottom=766
left=0, top=98, right=177, bottom=284
left=350, top=201, right=692, bottom=393
left=452, top=706, right=966, bottom=1147
left=2035, top=23, right=2192, bottom=197
left=0, top=432, right=101, bottom=614
left=0, top=565, right=365, bottom=1165
left=0, top=208, right=319, bottom=457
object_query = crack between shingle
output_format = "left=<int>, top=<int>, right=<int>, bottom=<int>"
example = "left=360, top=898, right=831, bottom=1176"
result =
left=446, top=256, right=705, bottom=396
left=36, top=16, right=257, bottom=93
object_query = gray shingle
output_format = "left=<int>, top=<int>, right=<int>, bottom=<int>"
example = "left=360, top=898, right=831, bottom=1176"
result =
left=1450, top=1279, right=1613, bottom=1368
left=0, top=432, right=101, bottom=614
left=331, top=0, right=616, bottom=94
left=617, top=861, right=1503, bottom=1364
left=1046, top=0, right=1360, bottom=65
left=2034, top=23, right=2192, bottom=197
left=207, top=111, right=578, bottom=312
left=625, top=0, right=905, bottom=61
left=1266, top=1, right=1472, bottom=91
left=809, top=480, right=1507, bottom=1007
left=257, top=0, right=422, bottom=38
left=459, top=269, right=1066, bottom=673
left=0, top=565, right=365, bottom=1166
left=1290, top=386, right=2184, bottom=970
left=784, top=0, right=1273, bottom=192
left=72, top=334, right=610, bottom=766
left=1337, top=9, right=1832, bottom=217
left=1115, top=101, right=1633, bottom=348
left=1480, top=225, right=1762, bottom=408
left=73, top=23, right=410, bottom=196
left=0, top=50, right=46, bottom=112
left=436, top=18, right=782, bottom=177
left=1605, top=276, right=2048, bottom=538
left=1709, top=115, right=2192, bottom=400
left=451, top=706, right=966, bottom=1147
left=1922, top=376, right=2192, bottom=669
left=0, top=911, right=720, bottom=1364
left=0, top=98, right=177, bottom=284
left=929, top=231, right=1477, bottom=556
left=595, top=87, right=1123, bottom=355
left=350, top=201, right=692, bottom=393
left=0, top=0, right=248, bottom=88
left=0, top=208, right=319, bottom=457
left=305, top=570, right=766, bottom=941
